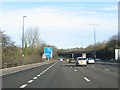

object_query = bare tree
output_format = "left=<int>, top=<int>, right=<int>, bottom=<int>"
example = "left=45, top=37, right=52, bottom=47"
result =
left=26, top=27, right=39, bottom=48
left=22, top=27, right=42, bottom=63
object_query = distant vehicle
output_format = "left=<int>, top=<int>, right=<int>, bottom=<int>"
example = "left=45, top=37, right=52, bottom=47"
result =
left=69, top=58, right=75, bottom=63
left=86, top=58, right=95, bottom=64
left=95, top=58, right=100, bottom=61
left=76, top=57, right=87, bottom=66
left=60, top=58, right=63, bottom=62
left=66, top=59, right=70, bottom=62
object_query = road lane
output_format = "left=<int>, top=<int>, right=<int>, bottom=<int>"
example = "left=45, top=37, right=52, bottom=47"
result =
left=2, top=62, right=55, bottom=88
left=27, top=61, right=96, bottom=88
left=91, top=63, right=118, bottom=73
left=73, top=64, right=118, bottom=88
left=2, top=61, right=118, bottom=88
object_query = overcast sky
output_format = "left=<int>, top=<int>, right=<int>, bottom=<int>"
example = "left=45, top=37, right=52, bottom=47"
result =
left=1, top=1, right=118, bottom=49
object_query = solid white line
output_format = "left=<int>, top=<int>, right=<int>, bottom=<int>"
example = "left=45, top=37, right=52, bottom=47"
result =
left=33, top=77, right=37, bottom=80
left=41, top=61, right=58, bottom=74
left=20, top=84, right=27, bottom=88
left=45, top=68, right=49, bottom=71
left=84, top=77, right=90, bottom=82
left=28, top=80, right=33, bottom=83
left=105, top=69, right=110, bottom=71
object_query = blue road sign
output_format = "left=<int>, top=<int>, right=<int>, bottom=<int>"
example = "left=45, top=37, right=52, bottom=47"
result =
left=44, top=47, right=53, bottom=58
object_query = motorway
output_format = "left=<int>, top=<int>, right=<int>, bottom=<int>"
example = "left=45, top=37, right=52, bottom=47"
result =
left=2, top=60, right=119, bottom=88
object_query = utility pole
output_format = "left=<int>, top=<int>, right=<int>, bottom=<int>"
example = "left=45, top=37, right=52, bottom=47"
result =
left=89, top=24, right=98, bottom=60
left=22, top=16, right=27, bottom=65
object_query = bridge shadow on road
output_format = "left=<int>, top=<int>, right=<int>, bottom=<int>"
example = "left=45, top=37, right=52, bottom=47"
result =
left=61, top=63, right=77, bottom=67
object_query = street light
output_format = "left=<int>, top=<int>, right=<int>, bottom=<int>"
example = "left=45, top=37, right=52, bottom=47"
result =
left=80, top=36, right=84, bottom=55
left=89, top=24, right=98, bottom=60
left=22, top=16, right=27, bottom=65
left=81, top=36, right=84, bottom=49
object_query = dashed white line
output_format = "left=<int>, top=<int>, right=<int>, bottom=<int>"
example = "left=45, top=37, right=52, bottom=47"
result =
left=28, top=80, right=33, bottom=83
left=40, top=73, right=43, bottom=75
left=33, top=77, right=38, bottom=80
left=42, top=71, right=45, bottom=74
left=84, top=77, right=90, bottom=82
left=37, top=75, right=41, bottom=77
left=105, top=69, right=110, bottom=71
left=20, top=84, right=28, bottom=88
left=70, top=66, right=72, bottom=68
left=19, top=61, right=58, bottom=88
left=74, top=69, right=77, bottom=72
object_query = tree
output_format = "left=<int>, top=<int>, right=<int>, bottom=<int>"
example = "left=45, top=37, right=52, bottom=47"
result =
left=22, top=27, right=45, bottom=64
left=103, top=34, right=119, bottom=60
left=106, top=34, right=119, bottom=50
left=1, top=31, right=15, bottom=47
left=24, top=27, right=40, bottom=56
left=1, top=30, right=21, bottom=67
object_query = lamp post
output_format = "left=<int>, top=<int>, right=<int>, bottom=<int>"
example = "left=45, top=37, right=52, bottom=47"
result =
left=22, top=16, right=27, bottom=65
left=89, top=24, right=98, bottom=60
left=81, top=36, right=83, bottom=48
left=81, top=36, right=84, bottom=56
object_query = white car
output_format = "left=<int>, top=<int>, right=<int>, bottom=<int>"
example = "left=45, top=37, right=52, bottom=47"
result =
left=76, top=57, right=87, bottom=66
left=86, top=58, right=95, bottom=64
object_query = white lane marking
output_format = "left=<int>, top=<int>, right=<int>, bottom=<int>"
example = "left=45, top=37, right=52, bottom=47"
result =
left=42, top=71, right=45, bottom=73
left=2, top=61, right=59, bottom=76
left=37, top=75, right=41, bottom=77
left=33, top=77, right=37, bottom=80
left=20, top=84, right=27, bottom=88
left=74, top=69, right=77, bottom=72
left=28, top=80, right=33, bottom=83
left=46, top=68, right=49, bottom=71
left=40, top=73, right=43, bottom=75
left=19, top=61, right=58, bottom=88
left=44, top=69, right=47, bottom=72
left=84, top=77, right=90, bottom=82
left=40, top=61, right=58, bottom=75
left=105, top=69, right=110, bottom=71
left=70, top=66, right=72, bottom=68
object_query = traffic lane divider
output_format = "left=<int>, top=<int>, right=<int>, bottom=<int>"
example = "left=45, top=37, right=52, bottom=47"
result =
left=1, top=60, right=57, bottom=76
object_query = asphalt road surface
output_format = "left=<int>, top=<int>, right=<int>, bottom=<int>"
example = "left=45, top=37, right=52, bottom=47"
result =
left=2, top=60, right=119, bottom=88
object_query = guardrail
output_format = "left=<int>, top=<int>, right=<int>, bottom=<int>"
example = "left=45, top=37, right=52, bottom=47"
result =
left=95, top=60, right=120, bottom=65
left=96, top=60, right=120, bottom=63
